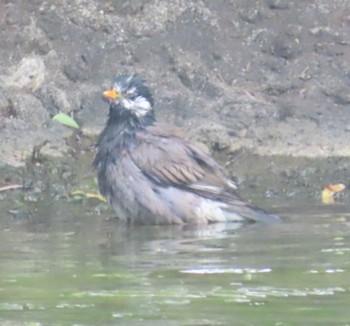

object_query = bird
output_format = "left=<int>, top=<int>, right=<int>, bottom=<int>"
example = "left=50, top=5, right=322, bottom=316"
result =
left=93, top=74, right=280, bottom=225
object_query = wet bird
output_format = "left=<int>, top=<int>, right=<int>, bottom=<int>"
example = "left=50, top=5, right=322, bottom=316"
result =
left=94, top=74, right=279, bottom=225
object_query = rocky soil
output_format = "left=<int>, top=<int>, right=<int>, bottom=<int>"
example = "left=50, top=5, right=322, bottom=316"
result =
left=0, top=0, right=350, bottom=207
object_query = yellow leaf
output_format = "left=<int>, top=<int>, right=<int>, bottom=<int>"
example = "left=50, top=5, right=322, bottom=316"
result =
left=321, top=183, right=346, bottom=204
left=85, top=192, right=107, bottom=202
left=70, top=190, right=107, bottom=202
left=326, top=184, right=346, bottom=193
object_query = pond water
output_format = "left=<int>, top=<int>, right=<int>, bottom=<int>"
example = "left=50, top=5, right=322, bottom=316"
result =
left=1, top=201, right=350, bottom=325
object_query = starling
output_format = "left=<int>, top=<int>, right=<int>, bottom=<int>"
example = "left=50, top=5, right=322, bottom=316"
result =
left=94, top=75, right=280, bottom=225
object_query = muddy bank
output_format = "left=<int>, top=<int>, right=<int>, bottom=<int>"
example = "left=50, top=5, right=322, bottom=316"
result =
left=1, top=0, right=350, bottom=167
left=0, top=1, right=350, bottom=212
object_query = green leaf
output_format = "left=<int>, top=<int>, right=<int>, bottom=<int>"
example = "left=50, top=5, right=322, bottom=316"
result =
left=52, top=112, right=80, bottom=129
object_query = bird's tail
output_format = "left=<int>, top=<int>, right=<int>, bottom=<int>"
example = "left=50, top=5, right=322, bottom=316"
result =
left=222, top=202, right=281, bottom=224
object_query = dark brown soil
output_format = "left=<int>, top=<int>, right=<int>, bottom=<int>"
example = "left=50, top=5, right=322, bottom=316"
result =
left=0, top=0, right=350, bottom=210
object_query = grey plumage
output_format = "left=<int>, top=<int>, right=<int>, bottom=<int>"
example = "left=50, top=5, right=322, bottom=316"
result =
left=94, top=75, right=280, bottom=225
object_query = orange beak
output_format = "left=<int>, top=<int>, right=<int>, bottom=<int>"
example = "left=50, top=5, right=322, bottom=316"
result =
left=103, top=88, right=119, bottom=100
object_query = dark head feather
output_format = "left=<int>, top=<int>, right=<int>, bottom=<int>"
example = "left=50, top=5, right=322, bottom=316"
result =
left=113, top=74, right=154, bottom=107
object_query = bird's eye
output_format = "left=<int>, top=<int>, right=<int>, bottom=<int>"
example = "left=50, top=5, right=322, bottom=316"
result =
left=128, top=94, right=137, bottom=101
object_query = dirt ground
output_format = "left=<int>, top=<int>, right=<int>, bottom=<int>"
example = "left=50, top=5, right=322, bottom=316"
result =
left=0, top=0, right=350, bottom=207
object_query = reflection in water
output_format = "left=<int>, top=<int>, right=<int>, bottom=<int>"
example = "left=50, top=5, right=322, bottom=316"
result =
left=1, top=202, right=350, bottom=325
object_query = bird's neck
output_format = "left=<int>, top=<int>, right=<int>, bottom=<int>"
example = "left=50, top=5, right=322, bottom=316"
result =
left=96, top=106, right=155, bottom=157
left=107, top=105, right=155, bottom=132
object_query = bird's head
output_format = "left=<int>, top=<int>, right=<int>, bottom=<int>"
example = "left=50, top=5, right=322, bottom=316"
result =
left=103, top=75, right=154, bottom=118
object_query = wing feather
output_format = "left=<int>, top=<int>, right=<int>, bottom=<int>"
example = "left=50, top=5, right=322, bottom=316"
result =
left=131, top=126, right=236, bottom=199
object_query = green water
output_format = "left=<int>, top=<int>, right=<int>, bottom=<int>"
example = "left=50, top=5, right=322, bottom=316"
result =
left=1, top=202, right=350, bottom=325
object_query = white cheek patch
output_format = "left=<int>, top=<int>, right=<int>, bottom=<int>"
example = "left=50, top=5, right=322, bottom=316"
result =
left=122, top=98, right=133, bottom=109
left=122, top=96, right=151, bottom=117
left=134, top=96, right=151, bottom=110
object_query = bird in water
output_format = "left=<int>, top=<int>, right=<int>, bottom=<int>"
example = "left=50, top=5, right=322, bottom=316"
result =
left=94, top=74, right=280, bottom=225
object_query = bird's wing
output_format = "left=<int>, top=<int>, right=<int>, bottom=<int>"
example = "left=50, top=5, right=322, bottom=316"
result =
left=131, top=126, right=236, bottom=197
